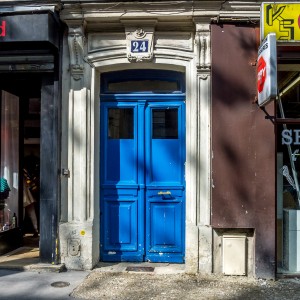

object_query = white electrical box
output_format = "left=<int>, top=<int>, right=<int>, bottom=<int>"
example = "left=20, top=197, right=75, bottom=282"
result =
left=222, top=234, right=247, bottom=275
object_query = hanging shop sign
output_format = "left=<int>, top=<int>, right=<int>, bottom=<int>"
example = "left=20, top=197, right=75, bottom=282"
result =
left=257, top=33, right=277, bottom=107
left=0, top=13, right=58, bottom=47
left=261, top=3, right=300, bottom=41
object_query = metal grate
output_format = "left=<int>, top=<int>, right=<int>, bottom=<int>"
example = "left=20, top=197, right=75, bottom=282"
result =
left=51, top=281, right=70, bottom=288
left=125, top=266, right=155, bottom=272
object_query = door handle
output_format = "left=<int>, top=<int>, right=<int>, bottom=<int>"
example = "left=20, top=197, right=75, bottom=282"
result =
left=158, top=191, right=171, bottom=195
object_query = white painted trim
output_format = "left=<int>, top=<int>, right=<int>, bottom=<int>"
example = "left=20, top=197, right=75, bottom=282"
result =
left=87, top=45, right=202, bottom=272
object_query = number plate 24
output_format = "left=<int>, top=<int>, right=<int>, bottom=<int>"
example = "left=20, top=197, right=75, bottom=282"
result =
left=131, top=40, right=149, bottom=53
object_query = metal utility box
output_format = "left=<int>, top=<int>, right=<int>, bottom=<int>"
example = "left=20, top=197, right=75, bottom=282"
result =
left=222, top=234, right=247, bottom=275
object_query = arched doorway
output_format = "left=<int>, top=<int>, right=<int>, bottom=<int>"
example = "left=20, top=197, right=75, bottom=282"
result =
left=100, top=70, right=186, bottom=263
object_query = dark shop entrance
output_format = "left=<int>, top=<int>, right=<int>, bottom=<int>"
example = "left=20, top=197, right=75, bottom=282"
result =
left=0, top=11, right=61, bottom=264
left=0, top=75, right=41, bottom=254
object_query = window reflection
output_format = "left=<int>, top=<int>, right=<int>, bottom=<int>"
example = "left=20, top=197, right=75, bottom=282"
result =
left=152, top=109, right=178, bottom=139
left=108, top=80, right=179, bottom=93
left=108, top=108, right=134, bottom=139
left=0, top=91, right=19, bottom=232
left=277, top=71, right=300, bottom=118
left=277, top=70, right=300, bottom=274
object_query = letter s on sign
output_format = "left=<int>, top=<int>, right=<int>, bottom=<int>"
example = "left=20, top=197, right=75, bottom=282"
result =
left=282, top=129, right=293, bottom=145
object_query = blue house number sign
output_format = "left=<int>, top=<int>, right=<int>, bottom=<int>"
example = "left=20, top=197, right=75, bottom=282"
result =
left=131, top=40, right=149, bottom=53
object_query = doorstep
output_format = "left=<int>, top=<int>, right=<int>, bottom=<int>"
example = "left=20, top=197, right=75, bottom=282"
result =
left=0, top=246, right=65, bottom=272
left=94, top=262, right=186, bottom=274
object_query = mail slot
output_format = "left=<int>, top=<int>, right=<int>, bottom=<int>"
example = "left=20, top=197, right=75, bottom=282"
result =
left=158, top=191, right=171, bottom=195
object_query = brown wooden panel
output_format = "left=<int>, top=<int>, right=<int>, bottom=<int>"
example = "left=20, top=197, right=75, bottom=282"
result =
left=211, top=24, right=275, bottom=278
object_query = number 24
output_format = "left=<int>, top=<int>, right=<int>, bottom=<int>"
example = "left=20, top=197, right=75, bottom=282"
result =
left=132, top=41, right=147, bottom=52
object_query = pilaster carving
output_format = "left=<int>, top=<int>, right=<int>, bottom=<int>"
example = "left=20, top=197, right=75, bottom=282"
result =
left=199, top=74, right=208, bottom=80
left=194, top=22, right=211, bottom=73
left=122, top=20, right=157, bottom=62
left=67, top=21, right=86, bottom=80
left=193, top=19, right=212, bottom=229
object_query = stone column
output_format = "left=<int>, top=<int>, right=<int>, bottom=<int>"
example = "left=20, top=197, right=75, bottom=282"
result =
left=59, top=20, right=99, bottom=270
left=194, top=19, right=213, bottom=274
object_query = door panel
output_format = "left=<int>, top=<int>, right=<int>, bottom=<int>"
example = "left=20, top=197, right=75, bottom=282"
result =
left=148, top=200, right=183, bottom=250
left=101, top=102, right=143, bottom=262
left=103, top=198, right=138, bottom=250
left=150, top=139, right=182, bottom=184
left=100, top=100, right=185, bottom=263
left=145, top=103, right=185, bottom=262
left=106, top=139, right=137, bottom=183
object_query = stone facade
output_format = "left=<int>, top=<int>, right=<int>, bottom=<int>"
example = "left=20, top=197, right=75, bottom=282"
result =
left=58, top=0, right=262, bottom=275
left=0, top=0, right=273, bottom=278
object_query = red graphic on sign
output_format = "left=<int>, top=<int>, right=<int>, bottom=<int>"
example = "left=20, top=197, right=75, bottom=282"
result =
left=257, top=56, right=267, bottom=93
left=298, top=14, right=300, bottom=29
left=0, top=21, right=6, bottom=37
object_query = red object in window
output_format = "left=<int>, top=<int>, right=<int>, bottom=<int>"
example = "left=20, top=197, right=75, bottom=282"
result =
left=0, top=21, right=6, bottom=37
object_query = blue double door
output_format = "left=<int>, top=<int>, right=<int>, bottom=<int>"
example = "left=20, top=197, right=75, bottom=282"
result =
left=100, top=97, right=185, bottom=263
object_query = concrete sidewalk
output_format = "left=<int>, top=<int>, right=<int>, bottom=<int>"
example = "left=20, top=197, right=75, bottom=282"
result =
left=0, top=268, right=89, bottom=300
left=1, top=248, right=300, bottom=300
left=0, top=238, right=85, bottom=300
left=71, top=263, right=300, bottom=300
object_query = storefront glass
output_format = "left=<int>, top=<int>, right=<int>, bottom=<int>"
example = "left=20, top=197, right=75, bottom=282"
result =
left=277, top=70, right=300, bottom=274
left=0, top=91, right=19, bottom=232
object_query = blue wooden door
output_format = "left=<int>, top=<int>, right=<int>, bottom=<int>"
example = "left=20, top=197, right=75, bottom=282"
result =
left=145, top=102, right=185, bottom=263
left=100, top=95, right=185, bottom=263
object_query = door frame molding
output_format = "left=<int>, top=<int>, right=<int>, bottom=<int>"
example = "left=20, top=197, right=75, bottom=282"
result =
left=88, top=58, right=211, bottom=273
left=60, top=23, right=212, bottom=273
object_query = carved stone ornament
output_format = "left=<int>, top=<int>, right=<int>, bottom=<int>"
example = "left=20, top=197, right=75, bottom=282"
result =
left=194, top=22, right=211, bottom=71
left=68, top=24, right=85, bottom=80
left=124, top=24, right=155, bottom=62
left=199, top=74, right=208, bottom=80
left=195, top=31, right=211, bottom=71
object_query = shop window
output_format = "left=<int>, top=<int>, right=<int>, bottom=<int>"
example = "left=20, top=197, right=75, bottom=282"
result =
left=277, top=69, right=300, bottom=273
left=277, top=71, right=300, bottom=118
left=0, top=91, right=19, bottom=232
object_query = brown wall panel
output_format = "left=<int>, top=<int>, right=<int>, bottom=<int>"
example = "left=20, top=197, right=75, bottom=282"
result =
left=211, top=24, right=275, bottom=278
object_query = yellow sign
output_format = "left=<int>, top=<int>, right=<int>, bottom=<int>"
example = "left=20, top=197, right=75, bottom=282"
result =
left=261, top=3, right=300, bottom=41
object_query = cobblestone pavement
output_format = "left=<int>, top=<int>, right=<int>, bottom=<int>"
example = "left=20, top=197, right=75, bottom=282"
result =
left=71, top=272, right=300, bottom=300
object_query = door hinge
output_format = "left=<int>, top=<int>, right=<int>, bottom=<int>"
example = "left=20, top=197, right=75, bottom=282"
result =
left=62, top=168, right=70, bottom=178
